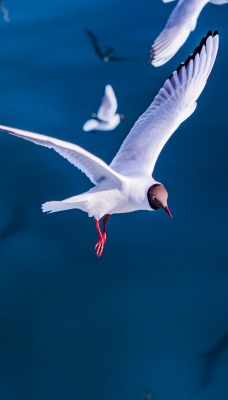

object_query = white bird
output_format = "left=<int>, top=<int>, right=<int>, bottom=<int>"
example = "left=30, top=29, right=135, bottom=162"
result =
left=82, top=84, right=125, bottom=132
left=0, top=31, right=219, bottom=257
left=149, top=0, right=226, bottom=67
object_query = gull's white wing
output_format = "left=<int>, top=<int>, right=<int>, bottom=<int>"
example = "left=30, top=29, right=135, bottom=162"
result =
left=210, top=0, right=228, bottom=4
left=110, top=31, right=219, bottom=177
left=97, top=85, right=118, bottom=121
left=0, top=125, right=122, bottom=185
left=150, top=0, right=208, bottom=67
left=82, top=118, right=99, bottom=132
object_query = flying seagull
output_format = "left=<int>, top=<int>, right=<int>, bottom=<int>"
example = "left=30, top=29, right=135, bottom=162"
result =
left=85, top=28, right=137, bottom=62
left=149, top=0, right=226, bottom=67
left=83, top=84, right=125, bottom=132
left=0, top=31, right=219, bottom=256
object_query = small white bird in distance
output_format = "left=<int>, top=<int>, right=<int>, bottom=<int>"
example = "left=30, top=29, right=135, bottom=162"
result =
left=149, top=0, right=226, bottom=67
left=0, top=31, right=219, bottom=257
left=82, top=84, right=125, bottom=132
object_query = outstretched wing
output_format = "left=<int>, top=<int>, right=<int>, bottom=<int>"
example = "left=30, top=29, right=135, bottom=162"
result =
left=0, top=125, right=122, bottom=185
left=110, top=31, right=219, bottom=177
left=82, top=118, right=99, bottom=132
left=85, top=29, right=103, bottom=58
left=97, top=85, right=118, bottom=121
left=210, top=0, right=228, bottom=4
left=149, top=0, right=206, bottom=66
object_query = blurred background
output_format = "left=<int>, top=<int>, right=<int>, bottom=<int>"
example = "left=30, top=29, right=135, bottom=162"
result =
left=0, top=1, right=227, bottom=399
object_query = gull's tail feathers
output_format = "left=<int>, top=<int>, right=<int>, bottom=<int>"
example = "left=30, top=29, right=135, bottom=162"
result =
left=83, top=119, right=99, bottom=132
left=42, top=194, right=89, bottom=214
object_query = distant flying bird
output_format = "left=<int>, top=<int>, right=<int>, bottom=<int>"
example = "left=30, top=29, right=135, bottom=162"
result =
left=85, top=28, right=137, bottom=62
left=143, top=390, right=152, bottom=400
left=0, top=31, right=218, bottom=256
left=149, top=0, right=226, bottom=67
left=0, top=203, right=29, bottom=242
left=200, top=333, right=228, bottom=389
left=83, top=84, right=125, bottom=132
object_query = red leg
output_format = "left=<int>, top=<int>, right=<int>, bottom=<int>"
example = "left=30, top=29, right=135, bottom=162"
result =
left=102, top=214, right=110, bottom=242
left=94, top=214, right=111, bottom=257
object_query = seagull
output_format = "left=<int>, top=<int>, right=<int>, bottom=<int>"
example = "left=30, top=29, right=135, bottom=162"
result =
left=149, top=0, right=226, bottom=67
left=83, top=84, right=125, bottom=132
left=85, top=28, right=137, bottom=62
left=0, top=31, right=219, bottom=256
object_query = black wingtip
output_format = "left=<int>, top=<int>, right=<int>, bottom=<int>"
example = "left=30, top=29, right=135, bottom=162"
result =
left=169, top=30, right=218, bottom=80
left=85, top=28, right=95, bottom=38
left=206, top=30, right=213, bottom=39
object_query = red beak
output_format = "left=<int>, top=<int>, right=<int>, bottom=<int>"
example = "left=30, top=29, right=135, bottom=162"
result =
left=164, top=205, right=172, bottom=219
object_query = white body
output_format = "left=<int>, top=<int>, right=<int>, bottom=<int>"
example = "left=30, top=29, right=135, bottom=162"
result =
left=83, top=84, right=121, bottom=132
left=150, top=0, right=226, bottom=66
left=0, top=32, right=219, bottom=220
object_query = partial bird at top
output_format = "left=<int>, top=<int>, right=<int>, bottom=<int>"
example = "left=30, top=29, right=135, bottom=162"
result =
left=85, top=28, right=138, bottom=62
left=83, top=84, right=125, bottom=132
left=0, top=31, right=219, bottom=257
left=149, top=0, right=227, bottom=67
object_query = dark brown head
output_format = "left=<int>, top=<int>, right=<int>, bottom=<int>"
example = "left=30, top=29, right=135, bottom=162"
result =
left=147, top=183, right=172, bottom=218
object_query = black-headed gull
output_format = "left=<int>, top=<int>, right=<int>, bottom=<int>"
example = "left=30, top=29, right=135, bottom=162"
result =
left=85, top=29, right=138, bottom=62
left=149, top=0, right=226, bottom=67
left=0, top=31, right=219, bottom=257
left=83, top=84, right=125, bottom=132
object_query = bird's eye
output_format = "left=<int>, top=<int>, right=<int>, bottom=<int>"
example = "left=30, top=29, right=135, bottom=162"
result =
left=152, top=196, right=157, bottom=201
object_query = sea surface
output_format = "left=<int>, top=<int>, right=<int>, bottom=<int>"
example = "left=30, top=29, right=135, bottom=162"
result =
left=0, top=1, right=227, bottom=400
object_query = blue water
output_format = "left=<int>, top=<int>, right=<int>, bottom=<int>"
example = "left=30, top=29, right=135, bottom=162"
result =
left=0, top=1, right=227, bottom=399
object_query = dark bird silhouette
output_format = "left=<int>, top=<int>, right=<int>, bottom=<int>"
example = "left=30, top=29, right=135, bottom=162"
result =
left=85, top=29, right=137, bottom=62
left=0, top=203, right=30, bottom=242
left=199, top=332, right=228, bottom=390
left=143, top=389, right=152, bottom=400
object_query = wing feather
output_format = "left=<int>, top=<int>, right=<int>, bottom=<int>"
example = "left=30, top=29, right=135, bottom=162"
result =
left=0, top=125, right=122, bottom=185
left=97, top=85, right=117, bottom=121
left=150, top=0, right=207, bottom=66
left=110, top=31, right=219, bottom=177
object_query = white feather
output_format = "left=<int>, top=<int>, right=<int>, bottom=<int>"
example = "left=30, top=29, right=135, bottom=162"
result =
left=0, top=125, right=122, bottom=185
left=83, top=84, right=121, bottom=132
left=97, top=84, right=118, bottom=121
left=111, top=32, right=219, bottom=176
left=162, top=0, right=177, bottom=3
left=150, top=0, right=225, bottom=66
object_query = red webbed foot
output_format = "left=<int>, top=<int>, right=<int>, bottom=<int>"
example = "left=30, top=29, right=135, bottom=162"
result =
left=94, top=234, right=106, bottom=257
left=94, top=215, right=110, bottom=257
